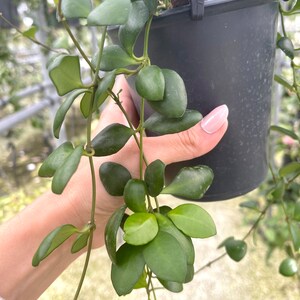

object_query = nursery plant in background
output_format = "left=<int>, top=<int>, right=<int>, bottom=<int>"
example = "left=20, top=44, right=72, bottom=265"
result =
left=0, top=0, right=300, bottom=299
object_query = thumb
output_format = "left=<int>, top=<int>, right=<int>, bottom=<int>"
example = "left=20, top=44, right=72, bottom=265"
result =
left=144, top=105, right=229, bottom=165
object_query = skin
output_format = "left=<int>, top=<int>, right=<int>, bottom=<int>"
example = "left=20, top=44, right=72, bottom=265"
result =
left=0, top=77, right=228, bottom=300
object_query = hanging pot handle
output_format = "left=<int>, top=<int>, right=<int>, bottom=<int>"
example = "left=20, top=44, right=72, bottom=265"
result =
left=190, top=0, right=205, bottom=20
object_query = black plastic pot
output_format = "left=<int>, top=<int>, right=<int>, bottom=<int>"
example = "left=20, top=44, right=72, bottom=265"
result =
left=0, top=0, right=19, bottom=28
left=111, top=0, right=279, bottom=201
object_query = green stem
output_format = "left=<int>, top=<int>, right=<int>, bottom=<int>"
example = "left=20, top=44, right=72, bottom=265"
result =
left=279, top=6, right=287, bottom=38
left=143, top=16, right=153, bottom=60
left=139, top=98, right=145, bottom=180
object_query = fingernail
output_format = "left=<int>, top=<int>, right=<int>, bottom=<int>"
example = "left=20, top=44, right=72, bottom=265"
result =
left=200, top=104, right=229, bottom=134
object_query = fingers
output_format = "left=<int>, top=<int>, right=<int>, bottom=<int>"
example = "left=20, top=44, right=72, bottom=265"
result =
left=143, top=105, right=229, bottom=165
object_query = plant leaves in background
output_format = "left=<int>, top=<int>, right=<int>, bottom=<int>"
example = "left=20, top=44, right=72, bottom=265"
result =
left=111, top=243, right=145, bottom=296
left=71, top=230, right=90, bottom=253
left=167, top=204, right=216, bottom=238
left=100, top=162, right=132, bottom=196
left=105, top=205, right=127, bottom=265
left=270, top=124, right=299, bottom=140
left=38, top=142, right=74, bottom=177
left=119, top=0, right=149, bottom=56
left=144, top=109, right=202, bottom=134
left=162, top=166, right=213, bottom=199
left=32, top=224, right=78, bottom=266
left=98, top=45, right=139, bottom=71
left=239, top=200, right=261, bottom=212
left=61, top=0, right=92, bottom=18
left=290, top=222, right=300, bottom=252
left=143, top=231, right=187, bottom=283
left=293, top=201, right=300, bottom=222
left=279, top=162, right=300, bottom=180
left=148, top=69, right=187, bottom=118
left=135, top=65, right=165, bottom=101
left=91, top=124, right=134, bottom=156
left=80, top=91, right=93, bottom=118
left=54, top=88, right=89, bottom=138
left=123, top=213, right=158, bottom=245
left=124, top=179, right=147, bottom=212
left=225, top=239, right=247, bottom=262
left=52, top=145, right=83, bottom=194
left=144, top=159, right=165, bottom=197
left=87, top=0, right=132, bottom=26
left=48, top=54, right=83, bottom=96
left=22, top=25, right=38, bottom=39
left=279, top=258, right=298, bottom=277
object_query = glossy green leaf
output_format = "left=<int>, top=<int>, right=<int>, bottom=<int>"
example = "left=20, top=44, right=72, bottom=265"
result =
left=158, top=278, right=183, bottom=293
left=119, top=0, right=149, bottom=55
left=38, top=142, right=74, bottom=177
left=277, top=37, right=294, bottom=59
left=143, top=231, right=187, bottom=282
left=162, top=166, right=213, bottom=199
left=22, top=26, right=38, bottom=39
left=123, top=213, right=158, bottom=245
left=94, top=71, right=116, bottom=109
left=184, top=264, right=194, bottom=283
left=124, top=179, right=147, bottom=212
left=100, top=162, right=132, bottom=196
left=217, top=236, right=234, bottom=249
left=144, top=159, right=165, bottom=197
left=293, top=201, right=300, bottom=222
left=279, top=258, right=298, bottom=277
left=148, top=69, right=187, bottom=118
left=155, top=205, right=172, bottom=215
left=290, top=222, right=300, bottom=251
left=274, top=75, right=295, bottom=92
left=98, top=45, right=139, bottom=71
left=52, top=145, right=83, bottom=194
left=48, top=54, right=83, bottom=96
left=87, top=0, right=132, bottom=26
left=111, top=243, right=145, bottom=296
left=91, top=124, right=134, bottom=156
left=155, top=213, right=195, bottom=265
left=167, top=203, right=216, bottom=238
left=54, top=89, right=89, bottom=138
left=143, top=0, right=158, bottom=14
left=135, top=65, right=165, bottom=101
left=61, top=0, right=92, bottom=18
left=144, top=109, right=202, bottom=135
left=71, top=231, right=90, bottom=253
left=80, top=91, right=93, bottom=118
left=32, top=224, right=78, bottom=266
left=279, top=162, right=300, bottom=180
left=225, top=239, right=247, bottom=262
left=105, top=205, right=127, bottom=264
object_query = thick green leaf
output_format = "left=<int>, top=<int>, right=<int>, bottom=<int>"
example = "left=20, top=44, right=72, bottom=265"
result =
left=167, top=203, right=216, bottom=238
left=279, top=162, right=300, bottom=180
left=155, top=213, right=195, bottom=265
left=87, top=0, right=132, bottom=26
left=61, top=0, right=92, bottom=18
left=124, top=179, right=147, bottom=212
left=123, top=213, right=158, bottom=245
left=98, top=45, right=139, bottom=71
left=293, top=201, right=300, bottom=222
left=71, top=231, right=90, bottom=253
left=143, top=231, right=187, bottom=282
left=100, top=162, right=132, bottom=196
left=22, top=26, right=38, bottom=39
left=290, top=222, right=300, bottom=251
left=54, top=89, right=89, bottom=138
left=91, top=124, right=134, bottom=156
left=80, top=92, right=93, bottom=118
left=279, top=258, right=298, bottom=277
left=144, top=109, right=202, bottom=135
left=143, top=0, right=158, bottom=14
left=158, top=278, right=183, bottom=293
left=105, top=205, right=127, bottom=264
left=217, top=236, right=234, bottom=249
left=135, top=65, right=165, bottom=101
left=277, top=37, right=294, bottom=59
left=38, top=142, right=74, bottom=177
left=48, top=54, right=83, bottom=96
left=144, top=159, right=165, bottom=197
left=52, top=145, right=83, bottom=194
left=111, top=243, right=145, bottom=296
left=225, top=239, right=247, bottom=262
left=283, top=0, right=300, bottom=15
left=119, top=0, right=149, bottom=55
left=162, top=166, right=213, bottom=199
left=274, top=75, right=295, bottom=92
left=32, top=224, right=78, bottom=266
left=270, top=124, right=299, bottom=140
left=184, top=264, right=194, bottom=283
left=148, top=69, right=187, bottom=118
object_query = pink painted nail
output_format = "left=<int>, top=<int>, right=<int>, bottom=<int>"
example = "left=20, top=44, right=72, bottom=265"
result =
left=200, top=104, right=229, bottom=134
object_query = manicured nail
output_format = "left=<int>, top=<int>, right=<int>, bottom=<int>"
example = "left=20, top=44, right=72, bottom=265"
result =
left=200, top=104, right=229, bottom=134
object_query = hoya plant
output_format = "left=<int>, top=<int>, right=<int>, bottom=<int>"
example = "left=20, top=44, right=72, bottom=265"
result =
left=27, top=0, right=219, bottom=298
